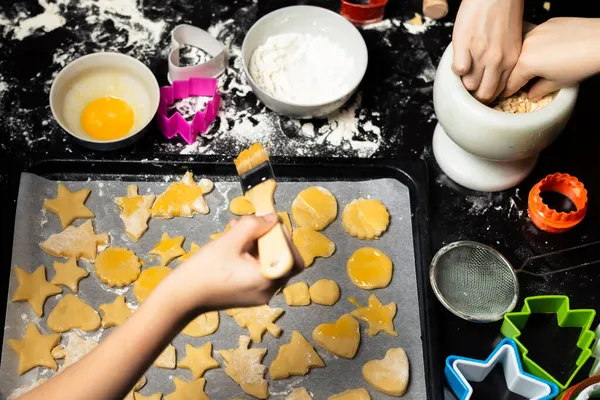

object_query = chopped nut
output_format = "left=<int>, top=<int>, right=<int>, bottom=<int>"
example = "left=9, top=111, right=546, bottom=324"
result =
left=543, top=2, right=551, bottom=11
left=409, top=13, right=423, bottom=26
left=491, top=90, right=556, bottom=113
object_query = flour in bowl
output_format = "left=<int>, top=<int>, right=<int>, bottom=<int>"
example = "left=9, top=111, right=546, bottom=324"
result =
left=249, top=33, right=355, bottom=104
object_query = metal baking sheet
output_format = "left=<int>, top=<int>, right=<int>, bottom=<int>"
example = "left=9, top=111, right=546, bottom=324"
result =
left=1, top=172, right=425, bottom=399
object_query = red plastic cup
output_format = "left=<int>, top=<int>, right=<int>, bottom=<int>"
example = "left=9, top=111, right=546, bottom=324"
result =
left=340, top=0, right=389, bottom=26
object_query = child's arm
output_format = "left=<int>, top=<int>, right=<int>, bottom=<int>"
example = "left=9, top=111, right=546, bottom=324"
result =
left=503, top=17, right=600, bottom=100
left=20, top=214, right=303, bottom=400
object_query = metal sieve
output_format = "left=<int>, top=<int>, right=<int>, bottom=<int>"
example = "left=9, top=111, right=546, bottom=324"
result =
left=430, top=241, right=519, bottom=323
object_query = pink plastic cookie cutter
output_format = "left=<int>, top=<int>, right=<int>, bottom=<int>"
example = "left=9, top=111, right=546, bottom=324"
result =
left=157, top=77, right=220, bottom=145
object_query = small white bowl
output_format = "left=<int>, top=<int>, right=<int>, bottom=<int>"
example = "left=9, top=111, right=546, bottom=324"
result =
left=242, top=5, right=368, bottom=119
left=50, top=52, right=160, bottom=150
left=432, top=43, right=579, bottom=192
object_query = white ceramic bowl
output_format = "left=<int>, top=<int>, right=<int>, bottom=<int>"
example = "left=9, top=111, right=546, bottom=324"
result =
left=434, top=44, right=579, bottom=162
left=50, top=52, right=160, bottom=150
left=242, top=5, right=368, bottom=119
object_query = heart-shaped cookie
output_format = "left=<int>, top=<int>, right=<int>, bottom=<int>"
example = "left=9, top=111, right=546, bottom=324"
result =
left=312, top=314, right=360, bottom=359
left=362, top=348, right=410, bottom=396
left=48, top=294, right=101, bottom=333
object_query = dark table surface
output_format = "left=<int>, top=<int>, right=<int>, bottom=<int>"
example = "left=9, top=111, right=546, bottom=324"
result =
left=1, top=0, right=600, bottom=397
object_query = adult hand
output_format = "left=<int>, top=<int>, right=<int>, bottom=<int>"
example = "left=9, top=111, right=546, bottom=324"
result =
left=452, top=0, right=524, bottom=103
left=163, top=214, right=304, bottom=314
left=503, top=18, right=600, bottom=100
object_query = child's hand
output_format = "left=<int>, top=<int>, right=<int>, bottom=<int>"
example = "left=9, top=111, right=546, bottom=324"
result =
left=503, top=18, right=600, bottom=100
left=157, top=214, right=304, bottom=316
left=452, top=0, right=524, bottom=103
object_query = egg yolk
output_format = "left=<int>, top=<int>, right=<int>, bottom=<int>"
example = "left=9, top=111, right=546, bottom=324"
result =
left=80, top=96, right=134, bottom=140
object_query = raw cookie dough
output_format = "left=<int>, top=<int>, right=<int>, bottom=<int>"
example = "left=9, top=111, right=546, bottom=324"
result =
left=51, top=332, right=98, bottom=370
left=133, top=266, right=172, bottom=303
left=362, top=348, right=410, bottom=396
left=283, top=282, right=311, bottom=306
left=230, top=196, right=255, bottom=215
left=287, top=388, right=313, bottom=400
left=95, top=247, right=141, bottom=288
left=50, top=258, right=89, bottom=293
left=210, top=222, right=232, bottom=240
left=178, top=242, right=201, bottom=263
left=181, top=311, right=219, bottom=337
left=226, top=305, right=284, bottom=343
left=219, top=335, right=269, bottom=399
left=291, top=186, right=338, bottom=230
left=328, top=388, right=371, bottom=400
left=270, top=330, right=324, bottom=379
left=7, top=323, right=60, bottom=375
left=48, top=294, right=101, bottom=332
left=292, top=227, right=336, bottom=267
left=149, top=233, right=185, bottom=266
left=349, top=295, right=398, bottom=337
left=154, top=344, right=176, bottom=369
left=342, top=198, right=390, bottom=240
left=115, top=184, right=155, bottom=241
left=123, top=376, right=147, bottom=400
left=313, top=314, right=360, bottom=359
left=347, top=247, right=393, bottom=290
left=41, top=220, right=109, bottom=261
left=99, top=295, right=134, bottom=328
left=12, top=265, right=62, bottom=317
left=309, top=279, right=340, bottom=306
left=44, top=183, right=95, bottom=229
left=135, top=394, right=163, bottom=400
left=151, top=172, right=213, bottom=218
left=279, top=211, right=293, bottom=235
left=178, top=342, right=219, bottom=379
left=164, top=377, right=209, bottom=400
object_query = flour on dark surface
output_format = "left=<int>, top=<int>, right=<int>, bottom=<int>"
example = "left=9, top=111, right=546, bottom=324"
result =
left=0, top=0, right=453, bottom=160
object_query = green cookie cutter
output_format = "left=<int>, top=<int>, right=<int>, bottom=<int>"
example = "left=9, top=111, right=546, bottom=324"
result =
left=501, top=295, right=597, bottom=390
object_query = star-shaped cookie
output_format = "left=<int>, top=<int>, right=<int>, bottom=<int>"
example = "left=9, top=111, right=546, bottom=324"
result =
left=50, top=258, right=89, bottom=293
left=350, top=294, right=398, bottom=337
left=44, top=183, right=95, bottom=229
left=7, top=323, right=61, bottom=375
left=98, top=295, right=133, bottom=328
left=164, top=377, right=209, bottom=400
left=12, top=265, right=62, bottom=317
left=178, top=242, right=201, bottom=263
left=40, top=220, right=109, bottom=261
left=149, top=233, right=185, bottom=266
left=154, top=344, right=176, bottom=369
left=226, top=305, right=284, bottom=343
left=178, top=342, right=219, bottom=379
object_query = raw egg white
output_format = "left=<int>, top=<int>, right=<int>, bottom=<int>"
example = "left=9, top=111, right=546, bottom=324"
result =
left=80, top=96, right=134, bottom=140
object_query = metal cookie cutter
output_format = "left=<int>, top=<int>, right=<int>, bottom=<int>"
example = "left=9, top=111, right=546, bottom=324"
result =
left=445, top=338, right=559, bottom=400
left=157, top=77, right=220, bottom=145
left=168, top=24, right=228, bottom=83
left=501, top=295, right=597, bottom=390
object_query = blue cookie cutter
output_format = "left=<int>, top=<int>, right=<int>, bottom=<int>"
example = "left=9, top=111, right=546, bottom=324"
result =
left=445, top=338, right=559, bottom=400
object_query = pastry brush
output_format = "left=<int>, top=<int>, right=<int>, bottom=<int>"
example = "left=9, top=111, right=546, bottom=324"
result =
left=233, top=143, right=295, bottom=279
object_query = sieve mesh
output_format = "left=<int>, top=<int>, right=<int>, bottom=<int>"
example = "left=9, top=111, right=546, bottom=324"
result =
left=431, top=242, right=518, bottom=322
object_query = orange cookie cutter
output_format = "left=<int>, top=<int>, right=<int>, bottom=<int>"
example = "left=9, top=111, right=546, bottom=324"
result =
left=528, top=173, right=588, bottom=233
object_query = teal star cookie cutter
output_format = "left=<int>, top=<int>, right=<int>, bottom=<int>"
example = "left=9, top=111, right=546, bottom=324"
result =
left=501, top=295, right=597, bottom=390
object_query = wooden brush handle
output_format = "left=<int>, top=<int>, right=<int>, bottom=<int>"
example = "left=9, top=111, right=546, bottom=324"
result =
left=423, top=0, right=448, bottom=19
left=246, top=180, right=295, bottom=279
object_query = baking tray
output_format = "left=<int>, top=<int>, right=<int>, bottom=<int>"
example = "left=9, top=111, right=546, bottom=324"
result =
left=0, top=157, right=442, bottom=399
